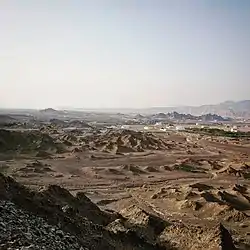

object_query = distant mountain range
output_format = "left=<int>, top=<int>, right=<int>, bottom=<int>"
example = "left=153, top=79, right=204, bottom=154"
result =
left=58, top=100, right=250, bottom=119
left=1, top=100, right=250, bottom=119
left=143, top=100, right=250, bottom=119
left=149, top=112, right=230, bottom=122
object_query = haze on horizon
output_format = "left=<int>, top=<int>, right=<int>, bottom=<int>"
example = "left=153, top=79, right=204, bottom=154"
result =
left=0, top=0, right=250, bottom=109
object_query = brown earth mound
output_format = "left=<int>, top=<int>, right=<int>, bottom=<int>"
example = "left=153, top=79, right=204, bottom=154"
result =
left=119, top=205, right=168, bottom=242
left=179, top=158, right=203, bottom=166
left=17, top=161, right=54, bottom=175
left=177, top=199, right=203, bottom=211
left=217, top=166, right=243, bottom=177
left=207, top=160, right=223, bottom=170
left=172, top=163, right=198, bottom=173
left=144, top=166, right=159, bottom=172
left=159, top=222, right=236, bottom=250
left=171, top=158, right=207, bottom=173
left=122, top=164, right=146, bottom=175
left=71, top=147, right=83, bottom=153
left=232, top=184, right=248, bottom=193
left=105, top=168, right=124, bottom=175
left=82, top=130, right=170, bottom=154
left=215, top=164, right=250, bottom=178
left=60, top=134, right=78, bottom=144
left=149, top=181, right=250, bottom=224
left=160, top=165, right=172, bottom=171
left=221, top=207, right=248, bottom=222
left=36, top=150, right=53, bottom=158
left=189, top=183, right=214, bottom=192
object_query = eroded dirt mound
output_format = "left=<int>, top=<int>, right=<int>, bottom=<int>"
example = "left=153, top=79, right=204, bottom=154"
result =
left=60, top=133, right=78, bottom=145
left=17, top=161, right=54, bottom=175
left=149, top=181, right=250, bottom=223
left=122, top=164, right=146, bottom=175
left=144, top=166, right=159, bottom=172
left=82, top=130, right=170, bottom=154
left=115, top=204, right=237, bottom=250
left=119, top=205, right=168, bottom=242
left=171, top=158, right=206, bottom=173
left=217, top=166, right=244, bottom=177
left=159, top=222, right=236, bottom=250
left=216, top=164, right=250, bottom=178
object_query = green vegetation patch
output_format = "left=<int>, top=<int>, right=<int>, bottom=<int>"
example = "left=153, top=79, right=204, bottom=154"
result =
left=175, top=164, right=197, bottom=172
left=188, top=127, right=250, bottom=138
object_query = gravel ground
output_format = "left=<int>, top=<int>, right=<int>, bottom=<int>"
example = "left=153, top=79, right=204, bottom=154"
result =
left=0, top=200, right=88, bottom=250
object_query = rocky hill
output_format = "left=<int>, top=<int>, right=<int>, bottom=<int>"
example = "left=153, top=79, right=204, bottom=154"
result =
left=39, top=108, right=64, bottom=114
left=149, top=112, right=230, bottom=122
left=145, top=100, right=250, bottom=119
left=0, top=173, right=236, bottom=250
left=0, top=129, right=66, bottom=156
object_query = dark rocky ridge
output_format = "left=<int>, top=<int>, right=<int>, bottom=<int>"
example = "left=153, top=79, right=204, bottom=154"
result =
left=0, top=129, right=65, bottom=154
left=150, top=112, right=230, bottom=122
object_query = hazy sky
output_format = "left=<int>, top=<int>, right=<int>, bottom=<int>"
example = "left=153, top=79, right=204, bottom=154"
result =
left=0, top=1, right=250, bottom=109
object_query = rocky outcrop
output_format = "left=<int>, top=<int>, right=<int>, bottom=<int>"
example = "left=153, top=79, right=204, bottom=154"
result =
left=0, top=200, right=86, bottom=250
left=217, top=223, right=236, bottom=250
left=0, top=129, right=65, bottom=155
left=119, top=205, right=168, bottom=242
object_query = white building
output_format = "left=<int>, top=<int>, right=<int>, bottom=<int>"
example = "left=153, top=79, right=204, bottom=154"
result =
left=121, top=125, right=130, bottom=129
left=175, top=126, right=185, bottom=131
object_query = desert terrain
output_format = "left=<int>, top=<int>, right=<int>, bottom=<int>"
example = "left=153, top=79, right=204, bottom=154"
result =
left=0, top=109, right=250, bottom=250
